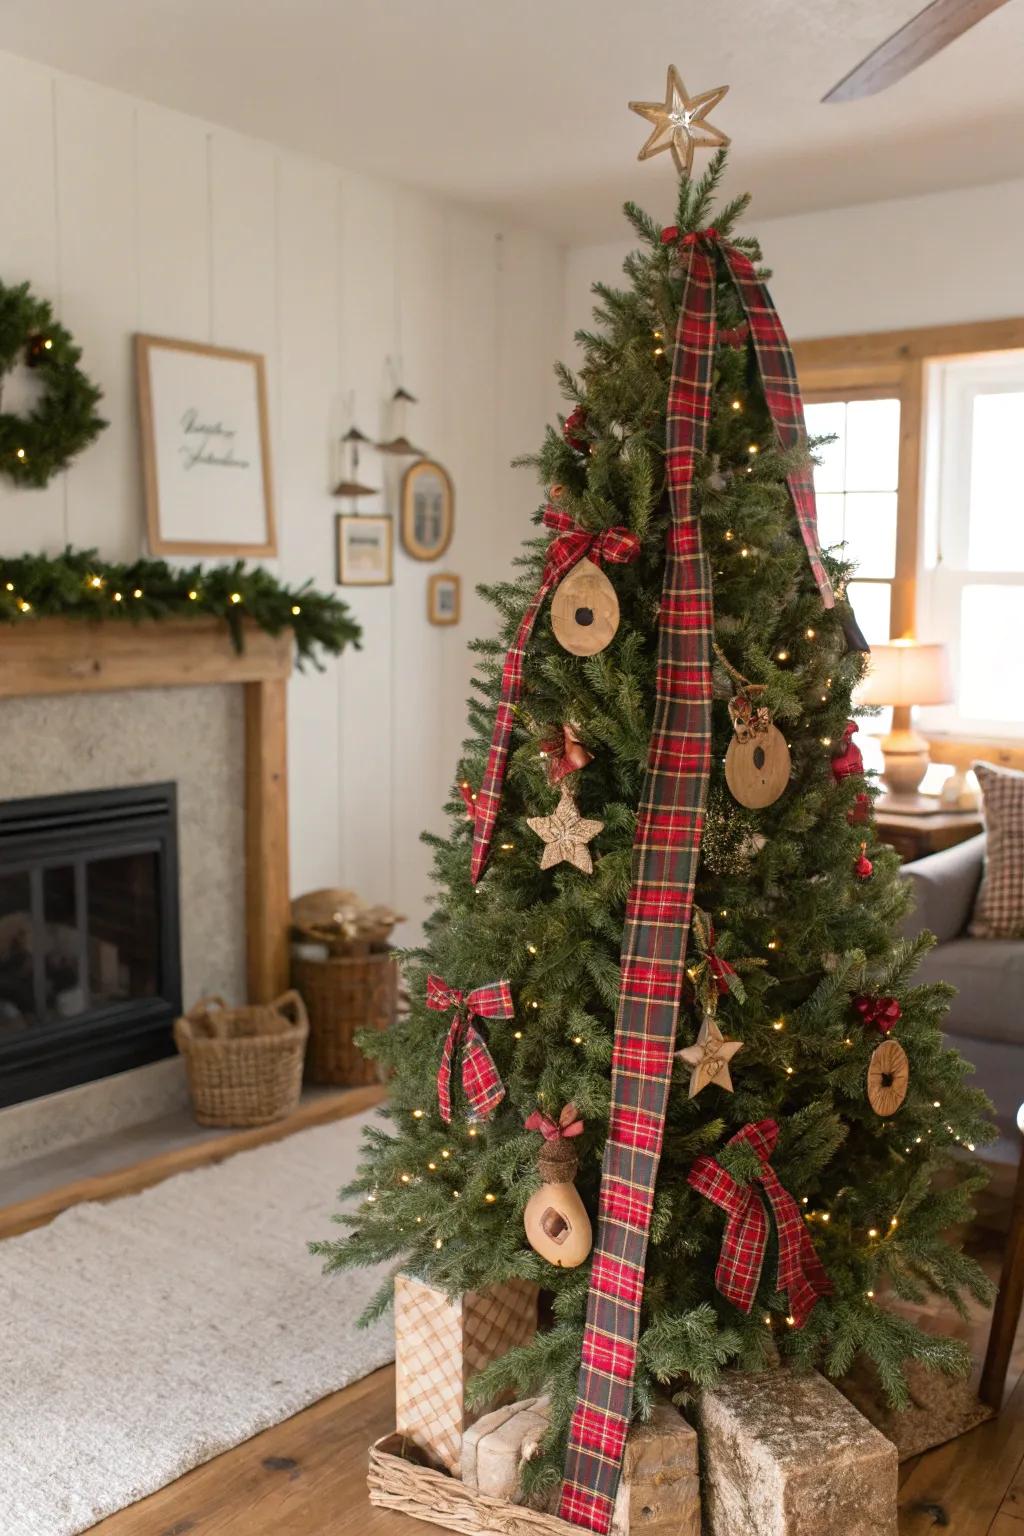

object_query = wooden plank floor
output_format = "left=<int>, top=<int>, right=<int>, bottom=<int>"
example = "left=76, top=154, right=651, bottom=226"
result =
left=88, top=1280, right=1024, bottom=1536
left=2, top=1102, right=1006, bottom=1536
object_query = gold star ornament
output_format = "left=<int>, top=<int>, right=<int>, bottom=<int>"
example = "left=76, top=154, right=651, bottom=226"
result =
left=676, top=1015, right=743, bottom=1098
left=527, top=785, right=604, bottom=875
left=629, top=65, right=730, bottom=177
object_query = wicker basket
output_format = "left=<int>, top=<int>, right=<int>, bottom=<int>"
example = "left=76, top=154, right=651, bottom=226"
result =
left=368, top=1434, right=574, bottom=1536
left=292, top=948, right=397, bottom=1086
left=173, top=991, right=308, bottom=1127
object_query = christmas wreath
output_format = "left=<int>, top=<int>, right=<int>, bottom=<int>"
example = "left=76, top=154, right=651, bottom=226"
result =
left=0, top=280, right=106, bottom=488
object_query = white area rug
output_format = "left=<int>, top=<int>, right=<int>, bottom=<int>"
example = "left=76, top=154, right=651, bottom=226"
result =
left=0, top=1109, right=394, bottom=1536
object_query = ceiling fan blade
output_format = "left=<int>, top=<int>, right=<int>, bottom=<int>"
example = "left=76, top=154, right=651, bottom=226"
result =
left=823, top=0, right=1011, bottom=103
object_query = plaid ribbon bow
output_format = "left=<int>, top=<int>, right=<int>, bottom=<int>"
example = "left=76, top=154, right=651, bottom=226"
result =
left=559, top=228, right=833, bottom=1533
left=426, top=974, right=513, bottom=1124
left=525, top=1103, right=585, bottom=1141
left=470, top=507, right=640, bottom=883
left=688, top=1119, right=832, bottom=1328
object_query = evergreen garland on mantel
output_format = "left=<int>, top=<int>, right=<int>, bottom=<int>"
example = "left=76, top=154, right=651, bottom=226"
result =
left=0, top=547, right=362, bottom=668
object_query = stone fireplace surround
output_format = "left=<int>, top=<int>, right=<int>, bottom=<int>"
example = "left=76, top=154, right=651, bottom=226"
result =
left=0, top=618, right=291, bottom=1167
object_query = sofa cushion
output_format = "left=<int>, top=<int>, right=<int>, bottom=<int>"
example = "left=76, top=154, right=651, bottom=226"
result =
left=915, top=936, right=1024, bottom=1046
left=970, top=761, right=1024, bottom=939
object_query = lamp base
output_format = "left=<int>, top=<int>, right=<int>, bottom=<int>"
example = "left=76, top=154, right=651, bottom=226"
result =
left=880, top=728, right=930, bottom=797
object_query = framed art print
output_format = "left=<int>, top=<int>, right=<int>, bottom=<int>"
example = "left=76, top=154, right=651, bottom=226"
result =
left=136, top=335, right=276, bottom=557
left=336, top=513, right=394, bottom=586
left=401, top=458, right=454, bottom=561
left=427, top=572, right=460, bottom=626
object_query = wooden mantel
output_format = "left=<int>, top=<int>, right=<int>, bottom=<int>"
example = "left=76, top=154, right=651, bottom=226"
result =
left=0, top=617, right=293, bottom=1002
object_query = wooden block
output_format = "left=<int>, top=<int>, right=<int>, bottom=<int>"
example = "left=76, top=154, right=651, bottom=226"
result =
left=612, top=1402, right=700, bottom=1536
left=394, top=1274, right=539, bottom=1474
left=695, top=1368, right=897, bottom=1536
left=461, top=1399, right=539, bottom=1492
left=457, top=1395, right=698, bottom=1533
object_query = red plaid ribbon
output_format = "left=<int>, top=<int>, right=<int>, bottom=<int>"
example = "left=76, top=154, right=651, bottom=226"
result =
left=688, top=1119, right=832, bottom=1327
left=470, top=509, right=640, bottom=883
left=426, top=974, right=513, bottom=1124
left=559, top=230, right=833, bottom=1533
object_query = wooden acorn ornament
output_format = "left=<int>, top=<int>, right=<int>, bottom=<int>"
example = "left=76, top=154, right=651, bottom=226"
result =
left=724, top=693, right=791, bottom=809
left=867, top=1038, right=909, bottom=1116
left=523, top=1104, right=592, bottom=1268
left=550, top=560, right=620, bottom=656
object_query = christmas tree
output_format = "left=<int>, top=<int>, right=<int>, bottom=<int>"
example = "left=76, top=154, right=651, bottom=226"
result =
left=315, top=109, right=993, bottom=1524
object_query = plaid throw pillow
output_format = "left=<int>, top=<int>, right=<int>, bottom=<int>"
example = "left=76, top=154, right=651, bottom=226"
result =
left=970, top=762, right=1024, bottom=939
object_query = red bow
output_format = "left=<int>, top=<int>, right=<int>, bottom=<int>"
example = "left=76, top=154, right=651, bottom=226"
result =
left=660, top=225, right=719, bottom=246
left=470, top=507, right=639, bottom=882
left=688, top=1120, right=832, bottom=1328
left=853, top=995, right=901, bottom=1034
left=541, top=724, right=593, bottom=786
left=426, top=974, right=513, bottom=1124
left=525, top=1103, right=585, bottom=1141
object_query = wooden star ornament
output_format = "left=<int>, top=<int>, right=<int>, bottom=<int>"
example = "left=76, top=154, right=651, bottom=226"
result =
left=676, top=1015, right=743, bottom=1098
left=629, top=65, right=730, bottom=177
left=527, top=785, right=604, bottom=875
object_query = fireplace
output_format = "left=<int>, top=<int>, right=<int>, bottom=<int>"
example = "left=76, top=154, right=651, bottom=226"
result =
left=0, top=783, right=182, bottom=1106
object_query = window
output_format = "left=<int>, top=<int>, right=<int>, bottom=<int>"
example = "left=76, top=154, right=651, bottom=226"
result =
left=804, top=396, right=901, bottom=646
left=918, top=351, right=1024, bottom=738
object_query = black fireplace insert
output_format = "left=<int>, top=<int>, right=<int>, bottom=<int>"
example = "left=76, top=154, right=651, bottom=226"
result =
left=0, top=783, right=182, bottom=1106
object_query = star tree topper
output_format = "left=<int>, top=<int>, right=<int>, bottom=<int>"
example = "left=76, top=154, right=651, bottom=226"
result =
left=677, top=1015, right=743, bottom=1098
left=527, top=785, right=604, bottom=875
left=629, top=65, right=730, bottom=177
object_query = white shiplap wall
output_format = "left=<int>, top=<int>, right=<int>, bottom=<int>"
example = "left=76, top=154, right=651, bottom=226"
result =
left=0, top=49, right=563, bottom=940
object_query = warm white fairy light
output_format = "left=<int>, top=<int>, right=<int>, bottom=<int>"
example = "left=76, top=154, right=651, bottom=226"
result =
left=732, top=400, right=742, bottom=412
left=724, top=530, right=734, bottom=541
left=434, top=1238, right=443, bottom=1249
left=291, top=604, right=301, bottom=616
left=484, top=1192, right=497, bottom=1204
left=400, top=1173, right=411, bottom=1184
left=113, top=592, right=122, bottom=602
left=467, top=1126, right=478, bottom=1137
left=441, top=1149, right=451, bottom=1159
left=805, top=627, right=816, bottom=640
left=748, top=443, right=759, bottom=456
left=230, top=592, right=242, bottom=604
left=513, top=1030, right=523, bottom=1040
left=133, top=588, right=143, bottom=599
left=188, top=589, right=198, bottom=600
left=868, top=1227, right=879, bottom=1238
left=427, top=1161, right=438, bottom=1171
left=412, top=1108, right=424, bottom=1119
left=773, top=1019, right=785, bottom=1031
left=527, top=943, right=538, bottom=955
left=573, top=1035, right=583, bottom=1045
left=739, top=546, right=750, bottom=558
left=776, top=649, right=790, bottom=662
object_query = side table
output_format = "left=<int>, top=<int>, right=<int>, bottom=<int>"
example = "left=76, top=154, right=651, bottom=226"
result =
left=980, top=1103, right=1024, bottom=1408
left=873, top=803, right=983, bottom=864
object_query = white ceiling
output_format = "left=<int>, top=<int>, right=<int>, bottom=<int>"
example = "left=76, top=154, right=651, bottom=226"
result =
left=2, top=0, right=1024, bottom=243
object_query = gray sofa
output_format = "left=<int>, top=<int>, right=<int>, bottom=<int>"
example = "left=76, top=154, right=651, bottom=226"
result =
left=900, top=833, right=1023, bottom=1160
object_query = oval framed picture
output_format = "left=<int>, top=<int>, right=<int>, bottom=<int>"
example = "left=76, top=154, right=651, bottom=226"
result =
left=401, top=458, right=454, bottom=561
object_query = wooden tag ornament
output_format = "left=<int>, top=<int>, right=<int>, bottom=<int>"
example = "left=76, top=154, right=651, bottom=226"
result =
left=867, top=1038, right=909, bottom=1116
left=550, top=560, right=620, bottom=656
left=523, top=1105, right=593, bottom=1268
left=724, top=694, right=791, bottom=809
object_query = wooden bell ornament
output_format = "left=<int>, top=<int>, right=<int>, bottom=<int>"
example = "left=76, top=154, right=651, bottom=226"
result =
left=523, top=1104, right=592, bottom=1268
left=867, top=1038, right=909, bottom=1117
left=550, top=560, right=620, bottom=657
left=724, top=693, right=791, bottom=810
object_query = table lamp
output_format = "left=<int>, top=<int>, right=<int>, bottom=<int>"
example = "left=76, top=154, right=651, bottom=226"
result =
left=856, top=639, right=953, bottom=798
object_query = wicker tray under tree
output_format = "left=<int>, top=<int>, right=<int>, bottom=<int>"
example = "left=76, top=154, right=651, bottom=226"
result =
left=174, top=991, right=309, bottom=1127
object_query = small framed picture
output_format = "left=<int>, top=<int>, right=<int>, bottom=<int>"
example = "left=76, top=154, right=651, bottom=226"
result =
left=135, top=334, right=276, bottom=556
left=428, top=572, right=461, bottom=626
left=336, top=514, right=393, bottom=586
left=401, top=458, right=454, bottom=561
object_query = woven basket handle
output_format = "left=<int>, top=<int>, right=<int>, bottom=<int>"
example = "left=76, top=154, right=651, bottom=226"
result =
left=271, top=988, right=309, bottom=1030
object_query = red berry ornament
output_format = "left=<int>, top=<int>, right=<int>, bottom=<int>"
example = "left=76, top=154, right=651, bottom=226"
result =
left=854, top=842, right=874, bottom=880
left=563, top=405, right=588, bottom=454
left=853, top=995, right=901, bottom=1034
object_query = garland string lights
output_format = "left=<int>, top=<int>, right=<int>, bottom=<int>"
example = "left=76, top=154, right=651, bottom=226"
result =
left=0, top=547, right=362, bottom=667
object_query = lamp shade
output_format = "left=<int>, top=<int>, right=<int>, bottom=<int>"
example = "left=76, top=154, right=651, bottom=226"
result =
left=856, top=640, right=953, bottom=708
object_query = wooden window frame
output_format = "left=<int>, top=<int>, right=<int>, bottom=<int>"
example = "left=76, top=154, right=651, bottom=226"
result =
left=794, top=317, right=1024, bottom=754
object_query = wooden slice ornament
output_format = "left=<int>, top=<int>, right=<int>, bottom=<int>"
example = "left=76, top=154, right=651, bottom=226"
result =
left=724, top=693, right=791, bottom=809
left=867, top=1038, right=909, bottom=1117
left=550, top=560, right=620, bottom=657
